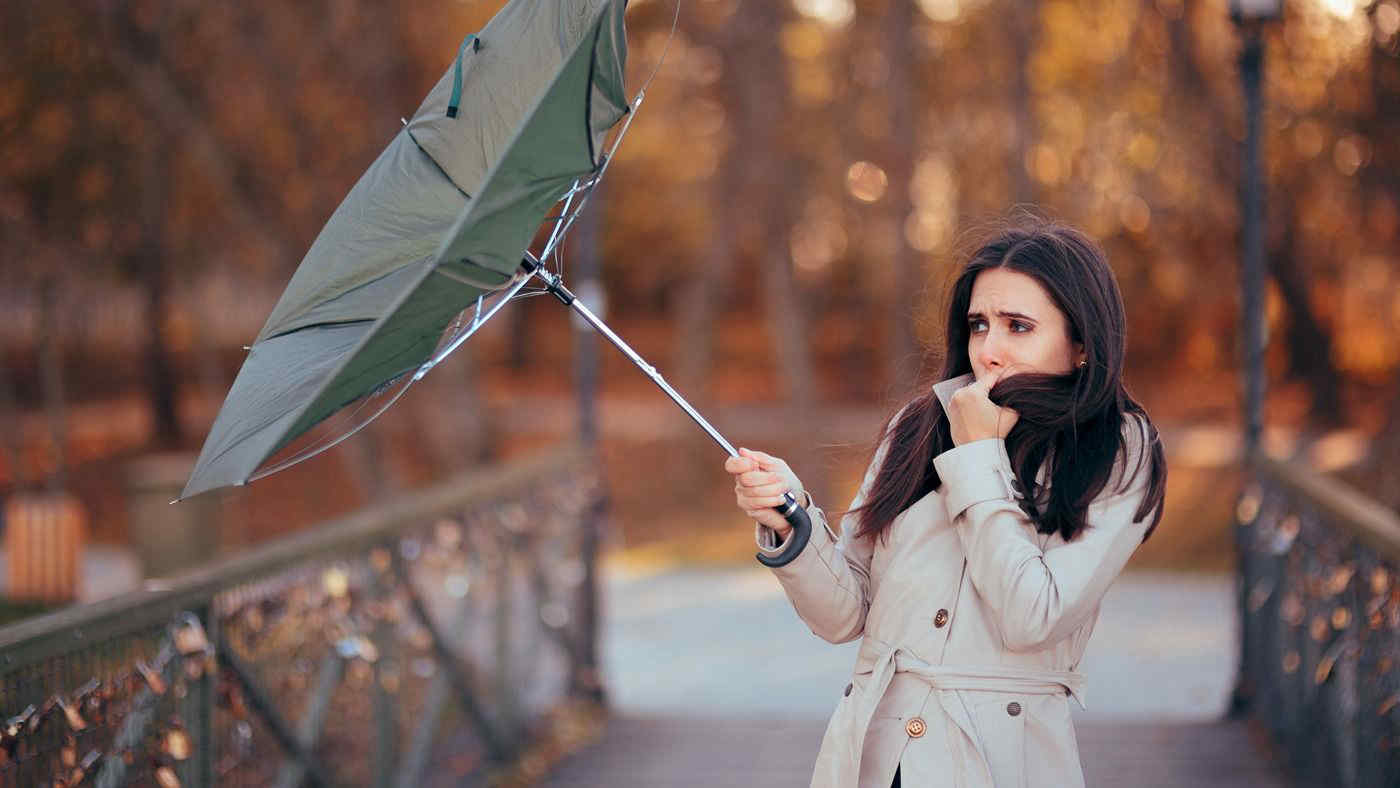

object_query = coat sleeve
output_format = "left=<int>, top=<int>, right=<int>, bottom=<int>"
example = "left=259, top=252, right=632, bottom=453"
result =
left=752, top=438, right=887, bottom=644
left=930, top=414, right=1159, bottom=653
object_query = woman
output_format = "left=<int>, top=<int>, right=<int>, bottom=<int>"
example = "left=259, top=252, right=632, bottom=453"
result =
left=725, top=221, right=1168, bottom=788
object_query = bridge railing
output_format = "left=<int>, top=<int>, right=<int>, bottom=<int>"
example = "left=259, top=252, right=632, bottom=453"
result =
left=1238, top=455, right=1400, bottom=788
left=0, top=445, right=605, bottom=787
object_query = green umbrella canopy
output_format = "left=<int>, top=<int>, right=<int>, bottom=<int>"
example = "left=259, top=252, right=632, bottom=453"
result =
left=181, top=0, right=629, bottom=500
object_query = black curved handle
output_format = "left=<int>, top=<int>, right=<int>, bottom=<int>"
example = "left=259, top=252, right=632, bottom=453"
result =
left=754, top=491, right=812, bottom=568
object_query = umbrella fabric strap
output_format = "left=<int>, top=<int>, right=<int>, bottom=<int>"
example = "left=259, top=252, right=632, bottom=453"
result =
left=447, top=34, right=481, bottom=118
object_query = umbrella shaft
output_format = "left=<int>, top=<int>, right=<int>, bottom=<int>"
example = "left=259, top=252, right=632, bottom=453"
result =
left=522, top=257, right=738, bottom=458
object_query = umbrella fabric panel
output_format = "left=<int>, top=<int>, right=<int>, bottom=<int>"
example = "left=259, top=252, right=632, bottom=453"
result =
left=588, top=0, right=629, bottom=155
left=435, top=0, right=629, bottom=276
left=406, top=0, right=622, bottom=200
left=183, top=129, right=471, bottom=500
left=181, top=0, right=631, bottom=499
left=277, top=0, right=631, bottom=464
left=180, top=323, right=369, bottom=498
left=274, top=266, right=486, bottom=451
left=253, top=131, right=469, bottom=344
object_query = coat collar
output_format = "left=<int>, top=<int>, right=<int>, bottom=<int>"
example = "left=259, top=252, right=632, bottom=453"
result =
left=929, top=372, right=1050, bottom=489
left=931, top=372, right=976, bottom=413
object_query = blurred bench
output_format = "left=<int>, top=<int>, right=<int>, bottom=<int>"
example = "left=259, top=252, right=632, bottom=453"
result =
left=3, top=492, right=86, bottom=603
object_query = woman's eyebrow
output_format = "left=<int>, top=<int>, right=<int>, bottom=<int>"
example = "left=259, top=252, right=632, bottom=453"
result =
left=967, top=309, right=1038, bottom=322
left=998, top=310, right=1038, bottom=322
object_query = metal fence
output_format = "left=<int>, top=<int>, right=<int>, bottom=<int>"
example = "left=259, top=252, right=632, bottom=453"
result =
left=0, top=445, right=605, bottom=787
left=1237, top=456, right=1400, bottom=788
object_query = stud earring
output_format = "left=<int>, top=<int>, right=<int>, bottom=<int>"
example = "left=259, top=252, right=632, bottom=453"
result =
left=1078, top=360, right=1087, bottom=368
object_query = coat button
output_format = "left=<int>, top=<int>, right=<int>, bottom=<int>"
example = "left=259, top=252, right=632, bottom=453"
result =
left=844, top=683, right=853, bottom=697
left=1006, top=701, right=1022, bottom=717
left=905, top=717, right=927, bottom=738
left=934, top=609, right=949, bottom=628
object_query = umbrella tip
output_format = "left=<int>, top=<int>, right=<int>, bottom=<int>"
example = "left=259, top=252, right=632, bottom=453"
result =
left=401, top=117, right=408, bottom=126
left=167, top=497, right=179, bottom=505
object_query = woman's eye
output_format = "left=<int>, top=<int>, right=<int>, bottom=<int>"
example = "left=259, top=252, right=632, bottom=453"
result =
left=969, top=318, right=987, bottom=332
left=1011, top=321, right=1031, bottom=333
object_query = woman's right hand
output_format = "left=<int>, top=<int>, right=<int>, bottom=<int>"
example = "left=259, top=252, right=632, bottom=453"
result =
left=724, top=448, right=804, bottom=537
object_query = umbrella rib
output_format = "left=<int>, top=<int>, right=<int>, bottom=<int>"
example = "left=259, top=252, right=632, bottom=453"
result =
left=584, top=20, right=602, bottom=166
left=404, top=129, right=472, bottom=201
left=420, top=264, right=535, bottom=375
left=247, top=372, right=417, bottom=484
left=431, top=264, right=517, bottom=291
left=542, top=181, right=581, bottom=260
left=259, top=318, right=375, bottom=345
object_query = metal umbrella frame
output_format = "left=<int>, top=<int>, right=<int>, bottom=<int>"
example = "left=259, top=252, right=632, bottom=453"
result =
left=182, top=0, right=811, bottom=560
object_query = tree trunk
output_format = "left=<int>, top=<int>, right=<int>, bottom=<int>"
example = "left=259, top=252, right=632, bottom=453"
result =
left=734, top=1, right=815, bottom=405
left=574, top=179, right=606, bottom=448
left=142, top=260, right=182, bottom=448
left=732, top=0, right=823, bottom=495
left=1268, top=212, right=1341, bottom=427
left=885, top=0, right=920, bottom=394
left=1356, top=7, right=1400, bottom=508
left=38, top=275, right=68, bottom=493
left=673, top=119, right=736, bottom=397
left=141, top=130, right=182, bottom=448
left=672, top=13, right=743, bottom=399
left=1009, top=0, right=1039, bottom=206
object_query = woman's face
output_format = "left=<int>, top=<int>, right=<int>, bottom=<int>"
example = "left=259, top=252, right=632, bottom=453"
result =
left=966, top=267, right=1084, bottom=384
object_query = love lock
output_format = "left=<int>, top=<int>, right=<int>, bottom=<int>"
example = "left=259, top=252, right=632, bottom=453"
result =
left=173, top=615, right=212, bottom=657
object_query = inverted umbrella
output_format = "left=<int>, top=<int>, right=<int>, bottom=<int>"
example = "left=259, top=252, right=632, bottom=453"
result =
left=182, top=0, right=811, bottom=561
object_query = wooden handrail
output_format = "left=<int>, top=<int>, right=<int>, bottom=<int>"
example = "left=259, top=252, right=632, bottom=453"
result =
left=0, top=444, right=589, bottom=669
left=1253, top=453, right=1400, bottom=565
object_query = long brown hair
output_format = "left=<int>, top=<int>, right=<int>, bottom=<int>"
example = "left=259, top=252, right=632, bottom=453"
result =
left=851, top=221, right=1167, bottom=543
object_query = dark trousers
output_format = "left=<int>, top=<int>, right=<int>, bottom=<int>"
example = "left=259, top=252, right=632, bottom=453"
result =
left=891, top=765, right=901, bottom=787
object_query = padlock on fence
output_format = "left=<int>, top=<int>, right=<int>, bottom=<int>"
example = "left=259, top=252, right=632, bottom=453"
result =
left=3, top=492, right=87, bottom=602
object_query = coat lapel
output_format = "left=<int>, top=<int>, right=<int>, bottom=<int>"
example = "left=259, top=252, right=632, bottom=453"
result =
left=931, top=373, right=976, bottom=413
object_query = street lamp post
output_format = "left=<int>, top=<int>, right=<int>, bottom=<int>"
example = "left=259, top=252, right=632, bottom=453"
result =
left=1231, top=0, right=1281, bottom=462
left=1228, top=0, right=1282, bottom=719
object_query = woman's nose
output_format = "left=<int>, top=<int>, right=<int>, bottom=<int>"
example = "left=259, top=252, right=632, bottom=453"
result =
left=978, top=333, right=1004, bottom=370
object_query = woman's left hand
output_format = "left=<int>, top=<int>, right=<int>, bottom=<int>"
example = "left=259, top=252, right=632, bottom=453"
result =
left=947, top=371, right=1021, bottom=446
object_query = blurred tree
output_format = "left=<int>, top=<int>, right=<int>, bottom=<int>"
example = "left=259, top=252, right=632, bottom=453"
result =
left=1009, top=0, right=1040, bottom=207
left=4, top=0, right=1400, bottom=508
left=673, top=12, right=737, bottom=398
left=1354, top=0, right=1400, bottom=507
left=37, top=274, right=68, bottom=492
left=884, top=0, right=921, bottom=393
left=733, top=1, right=818, bottom=411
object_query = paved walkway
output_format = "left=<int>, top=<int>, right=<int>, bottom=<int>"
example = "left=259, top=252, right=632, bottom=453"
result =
left=542, top=716, right=1286, bottom=787
left=540, top=567, right=1290, bottom=787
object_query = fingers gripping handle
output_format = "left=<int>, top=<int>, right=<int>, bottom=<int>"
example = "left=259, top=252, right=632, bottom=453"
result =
left=755, top=491, right=812, bottom=568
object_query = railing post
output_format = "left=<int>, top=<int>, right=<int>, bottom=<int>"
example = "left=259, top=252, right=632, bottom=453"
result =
left=574, top=490, right=608, bottom=702
left=1230, top=481, right=1261, bottom=718
left=193, top=603, right=216, bottom=788
left=371, top=545, right=399, bottom=788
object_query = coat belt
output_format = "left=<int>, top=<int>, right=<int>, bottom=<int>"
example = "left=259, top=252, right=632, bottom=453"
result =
left=834, top=637, right=1086, bottom=788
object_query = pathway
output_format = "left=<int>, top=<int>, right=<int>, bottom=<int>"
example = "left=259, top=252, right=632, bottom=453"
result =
left=539, top=567, right=1290, bottom=787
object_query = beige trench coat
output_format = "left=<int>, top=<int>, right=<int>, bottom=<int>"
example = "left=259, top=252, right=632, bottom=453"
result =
left=756, top=373, right=1158, bottom=788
